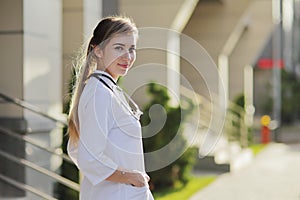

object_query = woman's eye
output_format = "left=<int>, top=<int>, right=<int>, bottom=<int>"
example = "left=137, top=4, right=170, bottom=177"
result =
left=115, top=46, right=123, bottom=51
left=129, top=48, right=136, bottom=53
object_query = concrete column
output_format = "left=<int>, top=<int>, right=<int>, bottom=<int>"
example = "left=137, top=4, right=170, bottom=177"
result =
left=83, top=0, right=103, bottom=41
left=62, top=0, right=103, bottom=106
left=23, top=0, right=62, bottom=130
left=0, top=0, right=25, bottom=197
left=102, top=0, right=118, bottom=17
left=167, top=31, right=180, bottom=106
left=62, top=0, right=84, bottom=105
left=0, top=0, right=63, bottom=197
left=23, top=1, right=63, bottom=198
left=0, top=0, right=24, bottom=118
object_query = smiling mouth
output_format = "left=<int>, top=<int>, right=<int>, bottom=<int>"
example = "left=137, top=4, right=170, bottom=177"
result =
left=118, top=63, right=129, bottom=68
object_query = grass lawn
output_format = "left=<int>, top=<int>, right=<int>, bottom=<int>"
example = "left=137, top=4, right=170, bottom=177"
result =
left=249, top=143, right=267, bottom=156
left=152, top=176, right=216, bottom=200
left=151, top=144, right=266, bottom=200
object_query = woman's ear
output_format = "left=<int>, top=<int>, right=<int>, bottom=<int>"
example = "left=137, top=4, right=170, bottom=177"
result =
left=93, top=46, right=103, bottom=58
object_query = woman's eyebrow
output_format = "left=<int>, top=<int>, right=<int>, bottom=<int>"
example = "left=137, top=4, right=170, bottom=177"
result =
left=113, top=43, right=125, bottom=46
left=113, top=43, right=136, bottom=47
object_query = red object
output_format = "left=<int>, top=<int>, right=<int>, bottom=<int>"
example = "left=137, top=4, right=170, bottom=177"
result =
left=257, top=58, right=284, bottom=69
left=261, top=126, right=270, bottom=144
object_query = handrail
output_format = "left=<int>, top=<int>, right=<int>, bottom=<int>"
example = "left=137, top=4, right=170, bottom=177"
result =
left=0, top=149, right=80, bottom=191
left=180, top=85, right=248, bottom=147
left=0, top=174, right=57, bottom=200
left=0, top=126, right=73, bottom=163
left=0, top=93, right=79, bottom=197
left=0, top=92, right=67, bottom=126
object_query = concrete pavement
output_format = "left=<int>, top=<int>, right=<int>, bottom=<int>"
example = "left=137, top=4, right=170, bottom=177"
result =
left=189, top=142, right=300, bottom=200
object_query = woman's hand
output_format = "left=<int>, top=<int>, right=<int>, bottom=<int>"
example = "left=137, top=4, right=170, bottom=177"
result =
left=126, top=170, right=150, bottom=187
left=106, top=168, right=150, bottom=187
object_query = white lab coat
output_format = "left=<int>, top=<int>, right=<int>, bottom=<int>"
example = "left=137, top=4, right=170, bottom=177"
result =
left=68, top=70, right=154, bottom=200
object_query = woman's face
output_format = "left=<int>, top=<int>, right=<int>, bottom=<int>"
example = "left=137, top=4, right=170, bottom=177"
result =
left=97, top=33, right=137, bottom=80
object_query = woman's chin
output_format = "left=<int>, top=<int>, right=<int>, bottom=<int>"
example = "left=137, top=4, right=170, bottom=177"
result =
left=119, top=69, right=129, bottom=76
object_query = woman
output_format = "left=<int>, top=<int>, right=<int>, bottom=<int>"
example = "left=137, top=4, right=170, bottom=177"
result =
left=67, top=16, right=154, bottom=200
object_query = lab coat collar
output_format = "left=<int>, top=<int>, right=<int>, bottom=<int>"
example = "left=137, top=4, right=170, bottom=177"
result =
left=93, top=70, right=117, bottom=88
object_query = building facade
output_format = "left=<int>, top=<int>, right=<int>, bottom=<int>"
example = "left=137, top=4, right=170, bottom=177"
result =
left=1, top=0, right=297, bottom=198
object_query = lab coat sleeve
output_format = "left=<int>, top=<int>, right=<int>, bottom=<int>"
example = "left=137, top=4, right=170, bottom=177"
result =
left=77, top=85, right=118, bottom=186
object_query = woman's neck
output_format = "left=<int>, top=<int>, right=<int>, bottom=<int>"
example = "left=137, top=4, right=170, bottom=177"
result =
left=96, top=69, right=119, bottom=82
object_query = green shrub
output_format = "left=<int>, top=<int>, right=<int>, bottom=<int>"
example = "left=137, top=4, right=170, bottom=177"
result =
left=227, top=94, right=253, bottom=145
left=140, top=83, right=196, bottom=191
left=281, top=69, right=300, bottom=124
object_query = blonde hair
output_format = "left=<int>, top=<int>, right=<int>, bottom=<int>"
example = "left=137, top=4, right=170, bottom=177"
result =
left=68, top=16, right=138, bottom=143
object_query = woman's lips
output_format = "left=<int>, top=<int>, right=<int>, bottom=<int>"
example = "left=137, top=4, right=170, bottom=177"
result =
left=118, top=63, right=129, bottom=69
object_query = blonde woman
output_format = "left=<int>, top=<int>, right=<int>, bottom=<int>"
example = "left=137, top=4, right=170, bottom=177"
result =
left=67, top=16, right=154, bottom=200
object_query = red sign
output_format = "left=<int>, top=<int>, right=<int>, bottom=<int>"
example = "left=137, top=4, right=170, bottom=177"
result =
left=257, top=58, right=284, bottom=69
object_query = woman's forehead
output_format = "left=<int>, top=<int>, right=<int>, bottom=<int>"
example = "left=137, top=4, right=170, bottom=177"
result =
left=108, top=33, right=137, bottom=45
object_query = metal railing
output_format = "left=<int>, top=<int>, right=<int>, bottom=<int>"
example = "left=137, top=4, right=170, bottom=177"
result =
left=0, top=92, right=79, bottom=199
left=0, top=126, right=73, bottom=163
left=180, top=85, right=249, bottom=148
left=0, top=146, right=79, bottom=191
left=0, top=174, right=57, bottom=200
left=0, top=93, right=67, bottom=126
left=0, top=85, right=248, bottom=198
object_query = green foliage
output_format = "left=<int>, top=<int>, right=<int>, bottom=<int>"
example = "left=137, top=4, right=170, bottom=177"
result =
left=261, top=69, right=300, bottom=124
left=153, top=176, right=216, bottom=200
left=281, top=69, right=300, bottom=124
left=226, top=94, right=244, bottom=141
left=261, top=81, right=273, bottom=116
left=249, top=143, right=267, bottom=156
left=234, top=93, right=245, bottom=108
left=226, top=94, right=253, bottom=145
left=140, top=82, right=196, bottom=191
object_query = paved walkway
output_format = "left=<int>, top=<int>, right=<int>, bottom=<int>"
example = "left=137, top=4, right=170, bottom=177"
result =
left=189, top=142, right=300, bottom=200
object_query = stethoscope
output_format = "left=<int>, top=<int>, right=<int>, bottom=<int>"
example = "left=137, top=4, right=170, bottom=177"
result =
left=89, top=72, right=143, bottom=120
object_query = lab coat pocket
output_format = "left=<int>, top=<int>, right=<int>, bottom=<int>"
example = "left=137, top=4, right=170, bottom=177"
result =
left=124, top=184, right=154, bottom=200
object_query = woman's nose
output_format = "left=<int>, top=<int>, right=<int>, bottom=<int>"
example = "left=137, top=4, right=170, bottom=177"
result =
left=122, top=51, right=131, bottom=60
